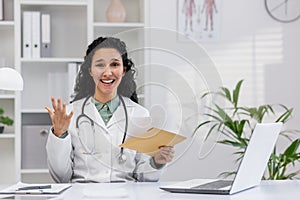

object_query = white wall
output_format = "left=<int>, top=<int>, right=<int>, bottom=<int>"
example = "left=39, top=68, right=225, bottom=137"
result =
left=146, top=0, right=300, bottom=181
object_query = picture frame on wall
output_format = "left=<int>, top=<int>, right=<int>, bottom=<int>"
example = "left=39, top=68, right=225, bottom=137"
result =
left=177, top=0, right=221, bottom=42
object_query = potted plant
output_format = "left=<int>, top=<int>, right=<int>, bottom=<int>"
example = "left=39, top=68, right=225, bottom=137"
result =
left=0, top=107, right=14, bottom=133
left=194, top=80, right=300, bottom=180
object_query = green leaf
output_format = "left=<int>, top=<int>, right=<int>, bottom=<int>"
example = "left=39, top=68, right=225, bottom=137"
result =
left=205, top=123, right=219, bottom=140
left=232, top=80, right=243, bottom=108
left=204, top=113, right=224, bottom=123
left=233, top=150, right=246, bottom=156
left=0, top=116, right=14, bottom=126
left=219, top=140, right=247, bottom=148
left=215, top=104, right=233, bottom=123
left=192, top=121, right=211, bottom=136
left=221, top=87, right=232, bottom=102
left=285, top=170, right=300, bottom=179
left=265, top=104, right=275, bottom=115
left=235, top=120, right=247, bottom=137
left=275, top=109, right=293, bottom=123
left=284, top=139, right=300, bottom=157
left=201, top=91, right=212, bottom=99
left=237, top=120, right=244, bottom=135
left=219, top=171, right=236, bottom=178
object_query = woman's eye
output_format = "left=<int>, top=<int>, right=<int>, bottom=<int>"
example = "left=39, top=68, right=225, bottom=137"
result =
left=96, top=63, right=105, bottom=67
left=111, top=62, right=120, bottom=67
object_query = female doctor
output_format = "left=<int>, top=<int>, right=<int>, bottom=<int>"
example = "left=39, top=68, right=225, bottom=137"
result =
left=45, top=37, right=175, bottom=183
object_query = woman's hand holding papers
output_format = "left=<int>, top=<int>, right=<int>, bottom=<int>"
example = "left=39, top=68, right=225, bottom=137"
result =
left=153, top=146, right=175, bottom=164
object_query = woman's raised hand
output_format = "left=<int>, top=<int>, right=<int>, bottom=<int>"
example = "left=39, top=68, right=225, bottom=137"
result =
left=45, top=97, right=74, bottom=137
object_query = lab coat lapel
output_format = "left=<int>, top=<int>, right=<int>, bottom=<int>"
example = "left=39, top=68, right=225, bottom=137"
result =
left=83, top=98, right=107, bottom=129
left=107, top=98, right=135, bottom=128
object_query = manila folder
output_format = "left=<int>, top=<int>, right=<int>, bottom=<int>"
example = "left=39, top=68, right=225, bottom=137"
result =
left=120, top=127, right=186, bottom=156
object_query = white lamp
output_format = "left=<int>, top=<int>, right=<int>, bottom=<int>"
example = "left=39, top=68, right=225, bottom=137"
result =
left=0, top=67, right=24, bottom=91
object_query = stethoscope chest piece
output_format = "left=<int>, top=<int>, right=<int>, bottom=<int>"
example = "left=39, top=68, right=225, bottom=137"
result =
left=118, top=150, right=127, bottom=164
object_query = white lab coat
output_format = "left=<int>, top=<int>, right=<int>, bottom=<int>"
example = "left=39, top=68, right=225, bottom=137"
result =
left=46, top=96, right=164, bottom=183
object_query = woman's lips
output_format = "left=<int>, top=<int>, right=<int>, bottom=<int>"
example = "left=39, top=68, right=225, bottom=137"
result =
left=100, top=79, right=115, bottom=84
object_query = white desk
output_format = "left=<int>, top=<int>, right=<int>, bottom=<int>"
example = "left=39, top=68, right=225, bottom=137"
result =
left=1, top=180, right=300, bottom=199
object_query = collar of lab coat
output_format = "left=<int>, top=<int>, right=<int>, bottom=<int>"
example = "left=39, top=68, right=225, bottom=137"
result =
left=81, top=96, right=136, bottom=130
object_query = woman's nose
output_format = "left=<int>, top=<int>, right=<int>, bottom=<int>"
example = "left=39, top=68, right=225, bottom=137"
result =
left=103, top=66, right=112, bottom=76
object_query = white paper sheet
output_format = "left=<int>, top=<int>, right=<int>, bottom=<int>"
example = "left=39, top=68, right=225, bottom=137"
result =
left=0, top=182, right=71, bottom=195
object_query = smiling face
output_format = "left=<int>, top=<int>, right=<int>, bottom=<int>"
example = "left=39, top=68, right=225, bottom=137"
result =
left=89, top=48, right=125, bottom=103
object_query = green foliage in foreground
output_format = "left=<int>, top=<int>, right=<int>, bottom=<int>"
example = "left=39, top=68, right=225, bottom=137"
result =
left=194, top=80, right=300, bottom=180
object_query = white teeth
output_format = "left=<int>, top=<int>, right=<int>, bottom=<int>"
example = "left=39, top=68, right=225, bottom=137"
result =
left=102, top=79, right=113, bottom=83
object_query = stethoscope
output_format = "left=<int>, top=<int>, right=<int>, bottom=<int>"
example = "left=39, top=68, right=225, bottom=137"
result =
left=76, top=95, right=128, bottom=164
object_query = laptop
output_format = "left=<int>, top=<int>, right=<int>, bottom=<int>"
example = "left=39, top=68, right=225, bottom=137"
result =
left=160, top=122, right=283, bottom=195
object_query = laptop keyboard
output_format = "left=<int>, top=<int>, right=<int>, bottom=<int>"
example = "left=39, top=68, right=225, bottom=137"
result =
left=192, top=180, right=233, bottom=190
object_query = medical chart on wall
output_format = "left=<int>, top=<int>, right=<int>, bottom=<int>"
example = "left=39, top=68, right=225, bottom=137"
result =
left=177, top=0, right=221, bottom=42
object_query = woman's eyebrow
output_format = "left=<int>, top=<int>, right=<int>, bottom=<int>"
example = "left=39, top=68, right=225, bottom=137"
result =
left=94, top=58, right=104, bottom=63
left=94, top=58, right=120, bottom=63
left=111, top=58, right=121, bottom=62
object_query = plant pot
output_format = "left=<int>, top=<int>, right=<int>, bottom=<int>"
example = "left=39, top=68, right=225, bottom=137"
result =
left=0, top=126, right=4, bottom=134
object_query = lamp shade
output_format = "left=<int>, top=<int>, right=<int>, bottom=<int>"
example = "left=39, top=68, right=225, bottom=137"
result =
left=0, top=67, right=24, bottom=91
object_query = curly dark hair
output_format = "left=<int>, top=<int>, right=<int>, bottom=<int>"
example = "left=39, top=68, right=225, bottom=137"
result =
left=71, top=37, right=138, bottom=103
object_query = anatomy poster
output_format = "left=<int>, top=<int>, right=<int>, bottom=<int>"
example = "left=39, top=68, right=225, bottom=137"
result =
left=178, top=0, right=221, bottom=42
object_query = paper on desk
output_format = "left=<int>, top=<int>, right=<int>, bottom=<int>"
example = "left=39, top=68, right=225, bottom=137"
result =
left=0, top=181, right=71, bottom=194
left=120, top=127, right=186, bottom=156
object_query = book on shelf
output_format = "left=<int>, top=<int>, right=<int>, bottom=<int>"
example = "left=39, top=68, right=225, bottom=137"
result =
left=22, top=11, right=32, bottom=58
left=31, top=11, right=41, bottom=58
left=22, top=11, right=51, bottom=58
left=41, top=13, right=51, bottom=57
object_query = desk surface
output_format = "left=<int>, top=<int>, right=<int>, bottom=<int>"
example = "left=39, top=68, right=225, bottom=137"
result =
left=1, top=180, right=300, bottom=200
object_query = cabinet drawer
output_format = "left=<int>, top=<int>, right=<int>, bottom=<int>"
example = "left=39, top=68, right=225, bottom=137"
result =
left=21, top=125, right=50, bottom=169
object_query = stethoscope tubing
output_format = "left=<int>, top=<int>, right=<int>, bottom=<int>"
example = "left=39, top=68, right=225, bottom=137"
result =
left=119, top=95, right=128, bottom=155
left=75, top=95, right=128, bottom=163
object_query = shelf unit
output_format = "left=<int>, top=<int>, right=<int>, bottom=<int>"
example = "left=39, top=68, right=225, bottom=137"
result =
left=0, top=0, right=19, bottom=185
left=0, top=0, right=147, bottom=183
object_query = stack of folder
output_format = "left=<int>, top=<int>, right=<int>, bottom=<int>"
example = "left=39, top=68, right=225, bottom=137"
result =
left=22, top=11, right=51, bottom=58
